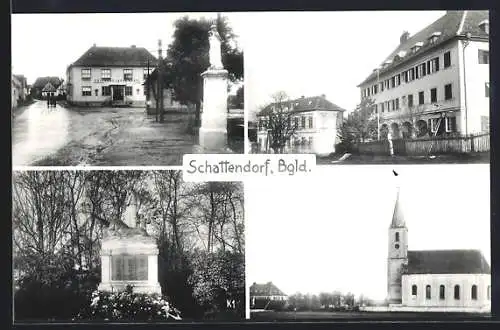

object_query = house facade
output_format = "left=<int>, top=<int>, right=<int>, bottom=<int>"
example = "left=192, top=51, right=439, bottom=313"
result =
left=388, top=188, right=491, bottom=312
left=250, top=282, right=288, bottom=309
left=66, top=45, right=157, bottom=107
left=256, top=95, right=345, bottom=155
left=358, top=11, right=489, bottom=139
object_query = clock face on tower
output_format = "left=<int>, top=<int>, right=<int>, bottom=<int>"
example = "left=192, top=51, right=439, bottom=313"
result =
left=395, top=243, right=400, bottom=249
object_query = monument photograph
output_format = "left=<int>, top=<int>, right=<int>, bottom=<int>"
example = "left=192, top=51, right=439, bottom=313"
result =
left=246, top=164, right=490, bottom=320
left=12, top=170, right=245, bottom=322
left=11, top=12, right=244, bottom=166
left=246, top=11, right=490, bottom=164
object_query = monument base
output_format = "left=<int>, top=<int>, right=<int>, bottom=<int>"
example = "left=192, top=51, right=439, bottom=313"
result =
left=98, top=281, right=162, bottom=295
left=198, top=127, right=228, bottom=151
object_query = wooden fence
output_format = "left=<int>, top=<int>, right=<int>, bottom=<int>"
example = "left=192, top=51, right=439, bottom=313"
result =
left=354, top=133, right=490, bottom=155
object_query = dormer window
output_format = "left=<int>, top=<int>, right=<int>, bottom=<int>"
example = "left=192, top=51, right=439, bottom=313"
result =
left=411, top=42, right=424, bottom=53
left=479, top=20, right=489, bottom=34
left=428, top=31, right=442, bottom=45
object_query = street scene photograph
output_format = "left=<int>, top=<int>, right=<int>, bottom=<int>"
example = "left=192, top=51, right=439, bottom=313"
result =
left=12, top=170, right=245, bottom=322
left=11, top=12, right=245, bottom=166
left=246, top=10, right=490, bottom=164
left=246, top=165, right=490, bottom=320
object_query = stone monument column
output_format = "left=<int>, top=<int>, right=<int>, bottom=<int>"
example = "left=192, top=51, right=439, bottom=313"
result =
left=199, top=24, right=229, bottom=150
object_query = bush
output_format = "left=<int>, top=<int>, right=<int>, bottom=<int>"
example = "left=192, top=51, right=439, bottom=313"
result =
left=76, top=288, right=182, bottom=321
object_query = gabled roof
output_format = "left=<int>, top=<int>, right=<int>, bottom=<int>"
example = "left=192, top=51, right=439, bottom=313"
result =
left=406, top=250, right=490, bottom=275
left=358, top=10, right=489, bottom=87
left=390, top=187, right=405, bottom=228
left=32, top=76, right=62, bottom=89
left=70, top=45, right=158, bottom=67
left=258, top=95, right=346, bottom=117
left=250, top=282, right=287, bottom=296
left=42, top=82, right=56, bottom=92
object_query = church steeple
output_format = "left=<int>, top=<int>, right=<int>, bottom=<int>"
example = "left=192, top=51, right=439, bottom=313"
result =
left=390, top=187, right=405, bottom=228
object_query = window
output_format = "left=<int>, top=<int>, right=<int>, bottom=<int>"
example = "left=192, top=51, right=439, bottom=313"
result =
left=444, top=84, right=453, bottom=100
left=102, top=86, right=111, bottom=96
left=421, top=63, right=427, bottom=77
left=125, top=86, right=133, bottom=96
left=94, top=89, right=98, bottom=96
left=294, top=117, right=299, bottom=129
left=444, top=51, right=451, bottom=68
left=301, top=116, right=306, bottom=129
left=395, top=75, right=401, bottom=86
left=81, top=68, right=91, bottom=81
left=403, top=71, right=408, bottom=83
left=112, top=255, right=148, bottom=281
left=454, top=285, right=460, bottom=300
left=485, top=82, right=490, bottom=97
left=430, top=88, right=437, bottom=103
left=409, top=68, right=415, bottom=81
left=308, top=117, right=313, bottom=129
left=81, top=86, right=91, bottom=96
left=308, top=136, right=313, bottom=145
left=419, top=91, right=425, bottom=105
left=380, top=103, right=385, bottom=113
left=391, top=77, right=395, bottom=88
left=395, top=232, right=400, bottom=242
left=439, top=285, right=445, bottom=300
left=426, top=285, right=431, bottom=300
left=481, top=116, right=490, bottom=133
left=412, top=285, right=417, bottom=296
left=471, top=285, right=478, bottom=300
left=395, top=98, right=400, bottom=110
left=488, top=286, right=491, bottom=300
left=445, top=117, right=457, bottom=132
left=101, top=69, right=111, bottom=81
left=478, top=50, right=489, bottom=64
left=429, top=57, right=440, bottom=73
left=408, top=94, right=414, bottom=108
left=123, top=68, right=133, bottom=81
left=415, top=66, right=420, bottom=79
left=380, top=82, right=384, bottom=92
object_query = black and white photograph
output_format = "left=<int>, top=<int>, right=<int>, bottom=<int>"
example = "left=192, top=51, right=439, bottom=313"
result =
left=246, top=165, right=490, bottom=320
left=11, top=12, right=244, bottom=166
left=246, top=10, right=490, bottom=165
left=12, top=170, right=245, bottom=322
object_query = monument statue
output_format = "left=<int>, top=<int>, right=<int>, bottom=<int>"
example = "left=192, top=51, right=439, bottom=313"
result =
left=103, top=192, right=149, bottom=239
left=208, top=24, right=224, bottom=70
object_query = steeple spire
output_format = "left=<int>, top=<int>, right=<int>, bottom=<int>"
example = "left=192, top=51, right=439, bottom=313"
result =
left=391, top=186, right=405, bottom=228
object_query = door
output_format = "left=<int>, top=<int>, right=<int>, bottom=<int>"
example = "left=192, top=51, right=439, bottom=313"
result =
left=112, top=85, right=124, bottom=101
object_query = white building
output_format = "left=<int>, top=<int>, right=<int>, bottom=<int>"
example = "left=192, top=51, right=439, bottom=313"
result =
left=358, top=10, right=489, bottom=138
left=387, top=188, right=491, bottom=312
left=66, top=45, right=157, bottom=107
left=256, top=95, right=345, bottom=156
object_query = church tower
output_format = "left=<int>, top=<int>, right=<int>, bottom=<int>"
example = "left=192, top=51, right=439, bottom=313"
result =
left=387, top=186, right=408, bottom=305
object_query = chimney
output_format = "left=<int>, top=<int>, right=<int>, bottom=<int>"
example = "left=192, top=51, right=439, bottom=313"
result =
left=301, top=95, right=305, bottom=99
left=93, top=43, right=96, bottom=47
left=131, top=45, right=136, bottom=48
left=400, top=31, right=410, bottom=44
left=321, top=94, right=326, bottom=99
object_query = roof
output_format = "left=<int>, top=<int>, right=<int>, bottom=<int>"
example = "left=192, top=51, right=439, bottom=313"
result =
left=32, top=77, right=62, bottom=89
left=250, top=282, right=287, bottom=296
left=257, top=95, right=346, bottom=116
left=13, top=74, right=27, bottom=86
left=358, top=10, right=489, bottom=87
left=406, top=250, right=490, bottom=275
left=390, top=187, right=405, bottom=228
left=42, top=82, right=56, bottom=92
left=70, top=45, right=158, bottom=67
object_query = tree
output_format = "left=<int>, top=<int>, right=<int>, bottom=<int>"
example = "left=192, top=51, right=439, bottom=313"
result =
left=337, top=98, right=378, bottom=152
left=258, top=91, right=298, bottom=154
left=165, top=15, right=244, bottom=129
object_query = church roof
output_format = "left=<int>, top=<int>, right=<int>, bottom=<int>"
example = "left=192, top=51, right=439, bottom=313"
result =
left=407, top=249, right=490, bottom=275
left=390, top=187, right=405, bottom=228
left=250, top=282, right=287, bottom=296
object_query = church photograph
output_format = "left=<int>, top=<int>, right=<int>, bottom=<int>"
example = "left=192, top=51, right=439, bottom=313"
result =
left=246, top=164, right=490, bottom=320
left=12, top=170, right=245, bottom=322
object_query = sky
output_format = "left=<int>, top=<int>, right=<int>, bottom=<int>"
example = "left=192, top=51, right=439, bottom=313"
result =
left=245, top=164, right=490, bottom=302
left=11, top=12, right=248, bottom=85
left=244, top=11, right=447, bottom=118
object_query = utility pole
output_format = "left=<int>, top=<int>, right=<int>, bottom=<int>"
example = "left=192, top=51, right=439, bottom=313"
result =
left=158, top=39, right=165, bottom=123
left=156, top=39, right=163, bottom=123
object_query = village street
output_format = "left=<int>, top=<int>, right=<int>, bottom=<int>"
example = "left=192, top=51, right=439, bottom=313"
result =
left=12, top=100, right=198, bottom=166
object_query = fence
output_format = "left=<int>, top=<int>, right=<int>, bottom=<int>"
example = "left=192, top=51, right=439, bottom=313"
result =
left=354, top=133, right=490, bottom=155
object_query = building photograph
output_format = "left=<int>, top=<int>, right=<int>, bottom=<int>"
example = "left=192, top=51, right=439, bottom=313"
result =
left=246, top=165, right=490, bottom=320
left=245, top=10, right=489, bottom=164
left=12, top=170, right=245, bottom=322
left=11, top=12, right=246, bottom=166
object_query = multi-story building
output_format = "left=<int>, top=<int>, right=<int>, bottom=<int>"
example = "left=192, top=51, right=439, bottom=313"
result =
left=250, top=282, right=288, bottom=309
left=358, top=10, right=489, bottom=138
left=66, top=44, right=157, bottom=107
left=256, top=95, right=345, bottom=155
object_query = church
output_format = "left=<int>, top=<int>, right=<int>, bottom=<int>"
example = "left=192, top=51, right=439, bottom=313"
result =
left=387, top=187, right=491, bottom=312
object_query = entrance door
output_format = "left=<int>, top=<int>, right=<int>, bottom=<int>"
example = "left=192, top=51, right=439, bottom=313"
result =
left=112, top=85, right=124, bottom=101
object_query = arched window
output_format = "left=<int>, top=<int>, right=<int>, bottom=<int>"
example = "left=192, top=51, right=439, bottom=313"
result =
left=426, top=285, right=431, bottom=299
left=439, top=285, right=445, bottom=300
left=395, top=232, right=400, bottom=242
left=411, top=285, right=417, bottom=296
left=487, top=286, right=491, bottom=300
left=471, top=285, right=478, bottom=300
left=454, top=285, right=460, bottom=300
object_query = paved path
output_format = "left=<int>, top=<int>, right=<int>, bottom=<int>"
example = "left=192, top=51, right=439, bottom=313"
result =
left=12, top=101, right=199, bottom=166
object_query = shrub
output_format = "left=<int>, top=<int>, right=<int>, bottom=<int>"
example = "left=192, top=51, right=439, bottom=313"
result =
left=76, top=289, right=182, bottom=321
